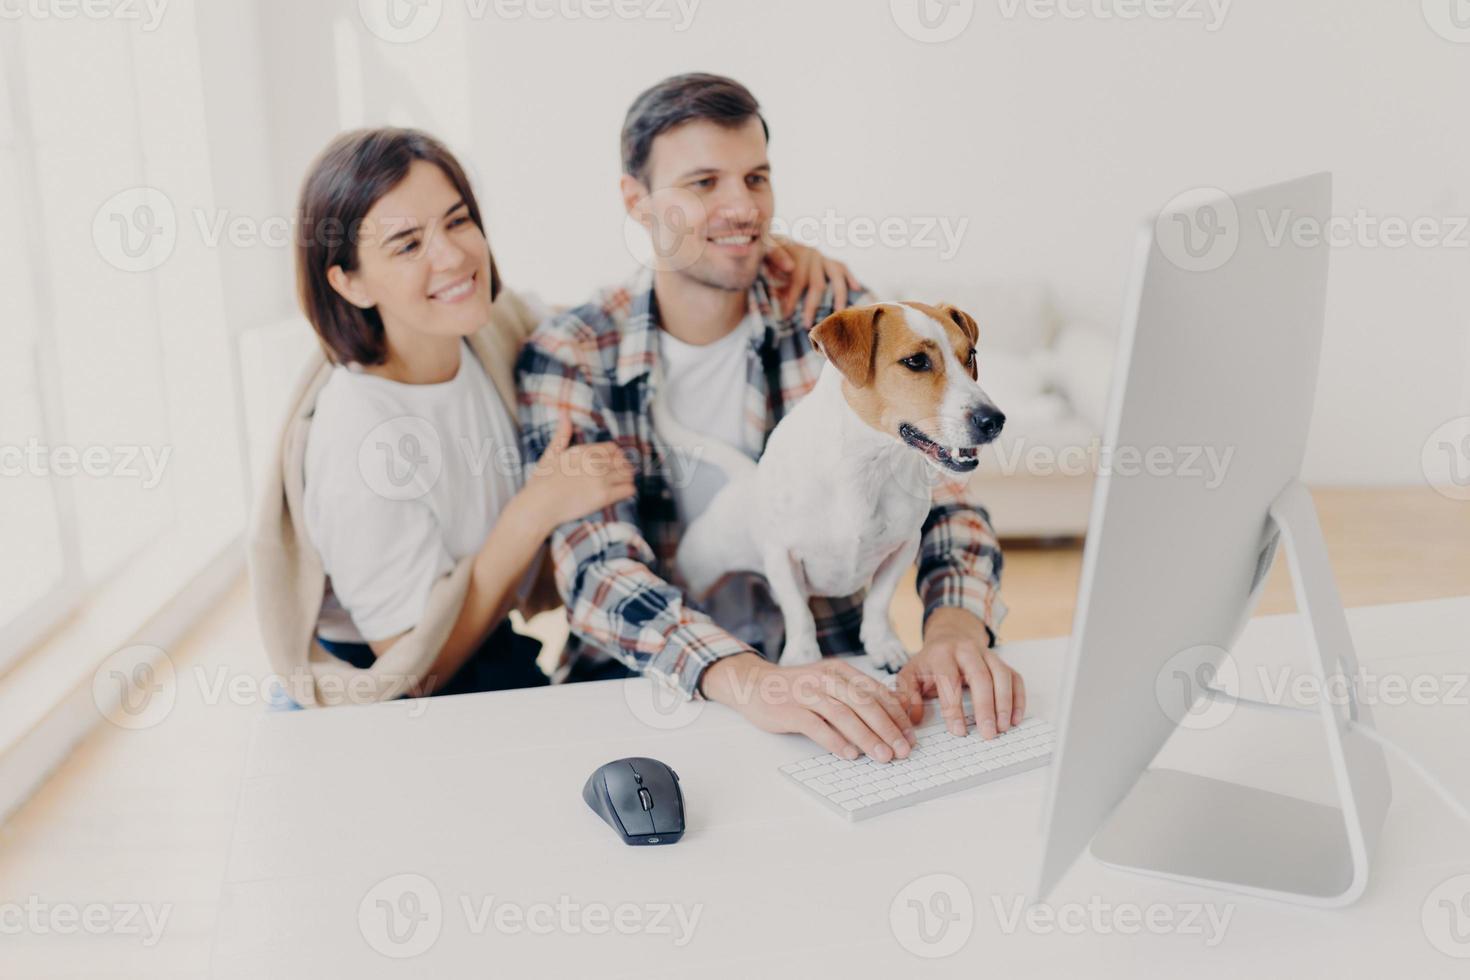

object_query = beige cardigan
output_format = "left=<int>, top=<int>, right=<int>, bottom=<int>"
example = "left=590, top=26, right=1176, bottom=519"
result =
left=246, top=289, right=560, bottom=707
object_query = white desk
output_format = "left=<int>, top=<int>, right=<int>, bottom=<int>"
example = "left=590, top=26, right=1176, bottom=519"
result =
left=213, top=598, right=1470, bottom=978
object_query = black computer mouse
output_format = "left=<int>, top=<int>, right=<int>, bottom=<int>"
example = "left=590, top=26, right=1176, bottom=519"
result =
left=583, top=757, right=685, bottom=845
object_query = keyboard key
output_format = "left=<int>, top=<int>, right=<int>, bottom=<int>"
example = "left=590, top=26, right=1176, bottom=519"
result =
left=782, top=717, right=1056, bottom=821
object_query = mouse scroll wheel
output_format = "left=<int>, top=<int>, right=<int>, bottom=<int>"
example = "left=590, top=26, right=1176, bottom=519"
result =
left=638, top=787, right=654, bottom=812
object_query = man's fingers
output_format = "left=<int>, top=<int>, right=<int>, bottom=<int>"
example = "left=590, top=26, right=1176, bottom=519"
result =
left=983, top=648, right=1014, bottom=733
left=955, top=646, right=998, bottom=738
left=776, top=277, right=797, bottom=318
left=932, top=662, right=968, bottom=737
left=1009, top=664, right=1027, bottom=727
left=814, top=696, right=893, bottom=763
left=892, top=669, right=926, bottom=725
left=826, top=259, right=850, bottom=311
left=796, top=712, right=859, bottom=761
left=824, top=662, right=915, bottom=744
left=834, top=679, right=913, bottom=759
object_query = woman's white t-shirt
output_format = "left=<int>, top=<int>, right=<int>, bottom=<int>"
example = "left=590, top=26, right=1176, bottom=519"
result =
left=303, top=340, right=522, bottom=643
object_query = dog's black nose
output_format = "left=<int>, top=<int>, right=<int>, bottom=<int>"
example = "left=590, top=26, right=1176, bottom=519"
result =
left=971, top=407, right=1006, bottom=443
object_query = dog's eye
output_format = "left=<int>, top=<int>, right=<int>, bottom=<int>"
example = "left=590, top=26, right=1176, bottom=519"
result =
left=966, top=349, right=976, bottom=368
left=900, top=353, right=931, bottom=372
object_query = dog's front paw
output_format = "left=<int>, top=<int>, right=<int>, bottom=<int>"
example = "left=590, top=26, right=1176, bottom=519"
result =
left=863, top=634, right=911, bottom=672
left=779, top=636, right=823, bottom=667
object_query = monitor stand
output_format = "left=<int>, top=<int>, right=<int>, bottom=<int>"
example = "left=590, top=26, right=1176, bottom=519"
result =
left=1087, top=481, right=1393, bottom=907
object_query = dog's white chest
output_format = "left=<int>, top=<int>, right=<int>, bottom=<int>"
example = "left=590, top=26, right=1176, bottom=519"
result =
left=787, top=472, right=929, bottom=597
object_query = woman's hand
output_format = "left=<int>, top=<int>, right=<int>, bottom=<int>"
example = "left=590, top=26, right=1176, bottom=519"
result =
left=762, top=238, right=863, bottom=329
left=519, top=412, right=637, bottom=534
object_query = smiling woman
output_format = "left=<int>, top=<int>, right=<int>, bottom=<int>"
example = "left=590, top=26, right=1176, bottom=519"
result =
left=250, top=128, right=641, bottom=706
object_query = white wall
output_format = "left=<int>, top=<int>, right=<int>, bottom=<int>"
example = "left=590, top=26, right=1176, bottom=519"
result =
left=216, top=0, right=1470, bottom=486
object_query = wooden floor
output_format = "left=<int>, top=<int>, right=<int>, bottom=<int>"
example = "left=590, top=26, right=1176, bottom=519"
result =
left=0, top=488, right=1465, bottom=976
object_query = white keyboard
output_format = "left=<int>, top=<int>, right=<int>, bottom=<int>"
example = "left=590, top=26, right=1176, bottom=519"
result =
left=780, top=714, right=1056, bottom=821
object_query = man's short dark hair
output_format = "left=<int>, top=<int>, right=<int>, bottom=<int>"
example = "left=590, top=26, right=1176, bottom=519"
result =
left=620, top=73, right=770, bottom=184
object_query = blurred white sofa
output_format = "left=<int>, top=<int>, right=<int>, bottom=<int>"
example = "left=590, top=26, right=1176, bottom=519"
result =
left=874, top=277, right=1117, bottom=540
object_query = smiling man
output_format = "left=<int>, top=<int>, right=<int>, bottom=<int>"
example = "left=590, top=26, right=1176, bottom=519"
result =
left=516, top=73, right=1018, bottom=763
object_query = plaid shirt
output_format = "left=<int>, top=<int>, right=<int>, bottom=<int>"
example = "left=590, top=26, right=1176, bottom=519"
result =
left=516, top=269, right=1006, bottom=699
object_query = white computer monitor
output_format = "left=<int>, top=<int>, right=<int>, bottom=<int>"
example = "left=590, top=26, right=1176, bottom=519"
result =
left=1036, top=173, right=1393, bottom=907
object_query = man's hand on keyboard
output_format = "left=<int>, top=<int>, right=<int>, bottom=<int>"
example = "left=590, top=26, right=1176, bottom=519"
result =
left=896, top=608, right=1026, bottom=740
left=698, top=653, right=922, bottom=762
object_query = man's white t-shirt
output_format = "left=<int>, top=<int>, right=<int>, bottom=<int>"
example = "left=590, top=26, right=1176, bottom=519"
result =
left=656, top=306, right=763, bottom=519
left=657, top=307, right=782, bottom=651
left=303, top=340, right=522, bottom=643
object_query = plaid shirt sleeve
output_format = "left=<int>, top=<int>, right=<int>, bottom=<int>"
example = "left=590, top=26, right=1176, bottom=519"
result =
left=517, top=316, right=756, bottom=700
left=916, top=476, right=1008, bottom=647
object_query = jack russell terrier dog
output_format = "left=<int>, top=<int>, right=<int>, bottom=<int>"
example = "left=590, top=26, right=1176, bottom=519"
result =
left=664, top=301, right=1005, bottom=670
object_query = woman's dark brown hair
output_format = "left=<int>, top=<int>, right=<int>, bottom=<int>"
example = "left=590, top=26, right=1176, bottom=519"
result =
left=295, top=128, right=501, bottom=365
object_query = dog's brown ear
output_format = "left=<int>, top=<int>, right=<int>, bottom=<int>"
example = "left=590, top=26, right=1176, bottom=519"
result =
left=942, top=304, right=979, bottom=345
left=812, top=305, right=883, bottom=386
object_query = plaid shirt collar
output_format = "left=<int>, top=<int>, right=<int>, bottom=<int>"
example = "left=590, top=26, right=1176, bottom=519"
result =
left=613, top=266, right=793, bottom=388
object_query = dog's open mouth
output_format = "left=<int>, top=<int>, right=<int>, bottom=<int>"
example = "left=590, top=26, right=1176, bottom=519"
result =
left=899, top=423, right=981, bottom=473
